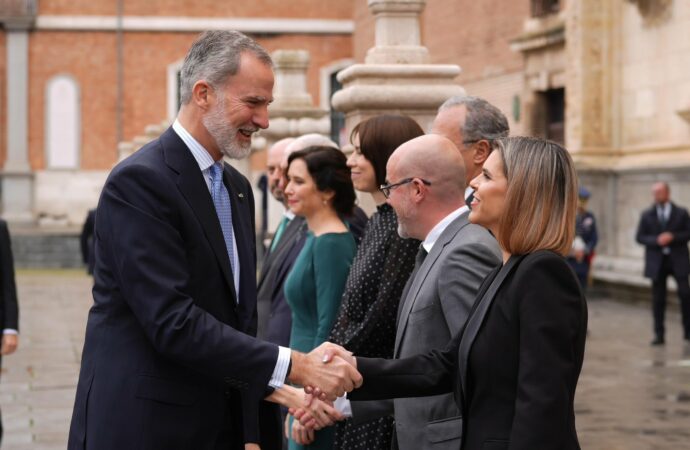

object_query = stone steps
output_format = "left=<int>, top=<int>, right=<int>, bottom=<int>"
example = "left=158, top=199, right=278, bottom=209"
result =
left=9, top=228, right=84, bottom=270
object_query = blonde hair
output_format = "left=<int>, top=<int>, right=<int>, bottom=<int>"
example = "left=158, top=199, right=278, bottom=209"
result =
left=495, top=137, right=577, bottom=256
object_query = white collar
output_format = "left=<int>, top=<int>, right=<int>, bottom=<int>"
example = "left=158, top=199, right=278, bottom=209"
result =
left=172, top=119, right=217, bottom=172
left=422, top=205, right=469, bottom=253
left=465, top=186, right=474, bottom=201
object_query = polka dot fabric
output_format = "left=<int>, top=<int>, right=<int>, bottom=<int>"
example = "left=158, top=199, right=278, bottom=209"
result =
left=329, top=203, right=419, bottom=450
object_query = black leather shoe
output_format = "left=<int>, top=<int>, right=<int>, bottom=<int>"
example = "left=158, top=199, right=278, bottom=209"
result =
left=651, top=337, right=665, bottom=346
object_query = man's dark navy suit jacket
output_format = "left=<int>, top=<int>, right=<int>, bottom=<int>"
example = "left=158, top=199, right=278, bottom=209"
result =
left=68, top=128, right=280, bottom=450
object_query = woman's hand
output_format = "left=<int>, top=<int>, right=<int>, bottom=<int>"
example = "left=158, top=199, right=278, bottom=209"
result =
left=291, top=395, right=344, bottom=430
left=291, top=416, right=315, bottom=445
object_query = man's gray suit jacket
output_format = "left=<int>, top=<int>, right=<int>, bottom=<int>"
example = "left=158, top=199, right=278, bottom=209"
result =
left=351, top=211, right=501, bottom=450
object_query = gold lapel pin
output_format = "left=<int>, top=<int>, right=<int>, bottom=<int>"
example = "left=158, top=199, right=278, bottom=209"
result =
left=238, top=193, right=244, bottom=198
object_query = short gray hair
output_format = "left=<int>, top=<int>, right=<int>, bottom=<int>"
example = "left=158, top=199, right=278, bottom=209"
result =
left=179, top=30, right=273, bottom=105
left=439, top=95, right=509, bottom=143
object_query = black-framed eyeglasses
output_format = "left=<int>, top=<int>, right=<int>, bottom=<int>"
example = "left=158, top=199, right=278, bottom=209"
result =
left=379, top=177, right=432, bottom=199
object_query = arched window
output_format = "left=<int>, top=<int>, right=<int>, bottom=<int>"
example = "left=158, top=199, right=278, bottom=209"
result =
left=320, top=59, right=353, bottom=146
left=531, top=0, right=560, bottom=17
left=45, top=75, right=80, bottom=169
left=167, top=59, right=184, bottom=122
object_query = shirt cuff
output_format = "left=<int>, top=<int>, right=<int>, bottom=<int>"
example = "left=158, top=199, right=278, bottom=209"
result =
left=334, top=395, right=352, bottom=418
left=268, top=346, right=291, bottom=389
left=3, top=329, right=18, bottom=335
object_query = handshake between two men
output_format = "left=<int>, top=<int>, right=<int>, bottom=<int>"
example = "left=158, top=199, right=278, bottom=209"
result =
left=268, top=342, right=359, bottom=444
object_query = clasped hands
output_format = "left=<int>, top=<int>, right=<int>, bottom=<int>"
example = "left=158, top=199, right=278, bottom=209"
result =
left=657, top=231, right=673, bottom=247
left=280, top=342, right=360, bottom=442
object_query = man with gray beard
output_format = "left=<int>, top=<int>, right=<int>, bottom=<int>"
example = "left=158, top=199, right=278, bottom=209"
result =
left=68, top=31, right=362, bottom=450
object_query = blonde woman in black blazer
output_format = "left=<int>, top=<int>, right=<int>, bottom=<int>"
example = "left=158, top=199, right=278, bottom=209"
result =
left=316, top=136, right=588, bottom=450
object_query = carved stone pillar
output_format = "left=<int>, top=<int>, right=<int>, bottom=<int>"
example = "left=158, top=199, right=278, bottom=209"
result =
left=260, top=50, right=331, bottom=228
left=332, top=0, right=463, bottom=138
left=565, top=0, right=615, bottom=161
left=262, top=50, right=331, bottom=144
left=1, top=3, right=36, bottom=223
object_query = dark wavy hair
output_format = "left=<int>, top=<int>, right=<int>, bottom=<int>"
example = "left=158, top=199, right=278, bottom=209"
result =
left=287, top=146, right=356, bottom=216
left=350, top=114, right=425, bottom=186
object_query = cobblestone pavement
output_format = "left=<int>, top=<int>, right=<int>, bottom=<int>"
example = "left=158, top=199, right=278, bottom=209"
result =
left=1, top=271, right=689, bottom=449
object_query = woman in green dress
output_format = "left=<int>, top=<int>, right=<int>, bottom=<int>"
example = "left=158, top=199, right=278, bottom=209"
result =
left=282, top=146, right=357, bottom=449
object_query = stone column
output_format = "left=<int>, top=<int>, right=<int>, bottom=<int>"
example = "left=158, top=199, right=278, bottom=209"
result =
left=260, top=50, right=331, bottom=230
left=2, top=10, right=35, bottom=223
left=565, top=0, right=615, bottom=161
left=331, top=0, right=463, bottom=213
left=332, top=0, right=464, bottom=136
left=262, top=50, right=331, bottom=143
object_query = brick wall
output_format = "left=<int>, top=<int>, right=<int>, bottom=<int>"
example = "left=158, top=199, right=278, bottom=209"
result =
left=20, top=0, right=355, bottom=171
left=38, top=0, right=354, bottom=19
left=423, top=0, right=527, bottom=83
left=28, top=32, right=119, bottom=171
left=350, top=0, right=528, bottom=133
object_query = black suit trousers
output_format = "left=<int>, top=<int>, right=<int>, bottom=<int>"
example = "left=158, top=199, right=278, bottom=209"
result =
left=652, top=255, right=690, bottom=338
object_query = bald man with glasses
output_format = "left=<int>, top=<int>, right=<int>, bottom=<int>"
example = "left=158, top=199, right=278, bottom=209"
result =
left=337, top=134, right=501, bottom=450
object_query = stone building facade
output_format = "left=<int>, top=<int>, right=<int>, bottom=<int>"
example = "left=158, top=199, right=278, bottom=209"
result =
left=348, top=0, right=690, bottom=289
left=2, top=0, right=689, bottom=287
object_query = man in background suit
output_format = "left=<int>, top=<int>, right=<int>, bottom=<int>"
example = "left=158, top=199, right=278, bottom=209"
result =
left=337, top=135, right=500, bottom=449
left=79, top=209, right=96, bottom=275
left=256, top=137, right=296, bottom=344
left=256, top=137, right=301, bottom=450
left=431, top=95, right=509, bottom=206
left=636, top=181, right=690, bottom=345
left=0, top=219, right=19, bottom=446
left=67, top=30, right=361, bottom=450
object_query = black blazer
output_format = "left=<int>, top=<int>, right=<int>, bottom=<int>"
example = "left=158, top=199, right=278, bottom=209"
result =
left=350, top=250, right=587, bottom=450
left=0, top=219, right=19, bottom=333
left=636, top=203, right=690, bottom=279
left=257, top=215, right=306, bottom=346
left=68, top=128, right=280, bottom=450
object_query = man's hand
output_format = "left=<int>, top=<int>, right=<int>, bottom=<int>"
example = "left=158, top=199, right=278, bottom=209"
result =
left=288, top=343, right=362, bottom=401
left=244, top=444, right=260, bottom=450
left=658, top=232, right=674, bottom=247
left=1, top=334, right=18, bottom=355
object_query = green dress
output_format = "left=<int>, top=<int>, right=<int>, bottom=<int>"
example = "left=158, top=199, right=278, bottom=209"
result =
left=284, top=230, right=357, bottom=450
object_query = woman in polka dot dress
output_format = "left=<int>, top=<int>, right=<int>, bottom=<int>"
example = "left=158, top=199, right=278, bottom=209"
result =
left=329, top=115, right=424, bottom=450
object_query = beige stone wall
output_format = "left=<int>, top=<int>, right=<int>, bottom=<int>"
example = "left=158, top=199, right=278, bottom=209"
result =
left=461, top=72, right=526, bottom=135
left=618, top=0, right=690, bottom=155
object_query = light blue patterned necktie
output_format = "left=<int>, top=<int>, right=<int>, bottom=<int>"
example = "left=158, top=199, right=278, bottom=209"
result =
left=209, top=162, right=236, bottom=276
